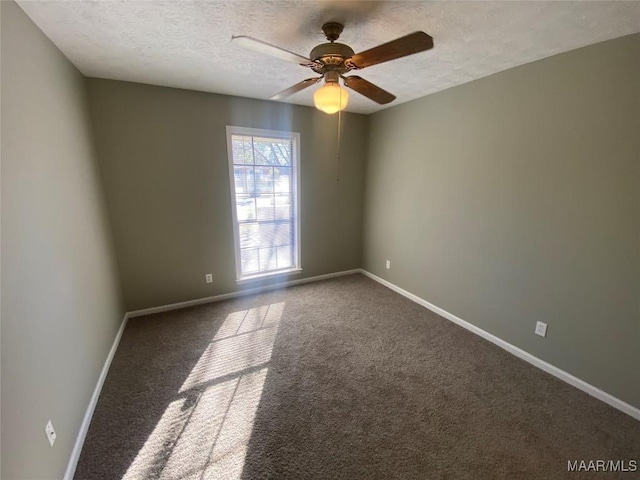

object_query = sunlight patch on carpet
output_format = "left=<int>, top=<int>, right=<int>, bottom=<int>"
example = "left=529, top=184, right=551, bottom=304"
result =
left=121, top=302, right=283, bottom=480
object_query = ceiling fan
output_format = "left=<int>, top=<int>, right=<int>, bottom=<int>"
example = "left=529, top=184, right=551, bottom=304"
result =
left=232, top=22, right=434, bottom=113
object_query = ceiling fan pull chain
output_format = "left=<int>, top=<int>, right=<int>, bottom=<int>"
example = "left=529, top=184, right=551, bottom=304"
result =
left=337, top=90, right=342, bottom=185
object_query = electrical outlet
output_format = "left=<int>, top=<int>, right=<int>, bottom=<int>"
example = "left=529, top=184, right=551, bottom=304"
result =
left=535, top=321, right=548, bottom=338
left=385, top=260, right=391, bottom=270
left=45, top=420, right=56, bottom=447
left=205, top=274, right=213, bottom=284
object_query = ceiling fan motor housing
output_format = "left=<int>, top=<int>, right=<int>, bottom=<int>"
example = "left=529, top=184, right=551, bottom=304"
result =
left=309, top=43, right=355, bottom=75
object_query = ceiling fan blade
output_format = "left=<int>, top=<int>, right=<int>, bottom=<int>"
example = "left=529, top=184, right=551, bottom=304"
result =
left=232, top=35, right=315, bottom=66
left=343, top=76, right=396, bottom=104
left=347, top=31, right=433, bottom=69
left=271, top=77, right=322, bottom=101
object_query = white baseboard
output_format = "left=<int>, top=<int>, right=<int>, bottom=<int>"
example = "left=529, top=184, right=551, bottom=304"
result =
left=64, top=312, right=130, bottom=480
left=65, top=267, right=638, bottom=478
left=127, top=269, right=361, bottom=318
left=359, top=269, right=640, bottom=422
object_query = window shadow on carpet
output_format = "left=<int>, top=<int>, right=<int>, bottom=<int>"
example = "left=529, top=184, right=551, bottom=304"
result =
left=74, top=298, right=286, bottom=480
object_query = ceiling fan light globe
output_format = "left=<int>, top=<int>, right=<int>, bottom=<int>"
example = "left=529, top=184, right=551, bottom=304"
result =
left=314, top=83, right=349, bottom=114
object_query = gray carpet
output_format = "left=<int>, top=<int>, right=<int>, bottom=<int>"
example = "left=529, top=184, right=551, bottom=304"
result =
left=75, top=274, right=639, bottom=479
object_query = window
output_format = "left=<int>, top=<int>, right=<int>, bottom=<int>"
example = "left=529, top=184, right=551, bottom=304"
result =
left=226, top=126, right=301, bottom=282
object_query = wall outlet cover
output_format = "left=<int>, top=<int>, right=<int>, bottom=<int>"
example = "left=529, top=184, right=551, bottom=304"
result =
left=385, top=260, right=391, bottom=269
left=535, top=321, right=548, bottom=337
left=45, top=420, right=56, bottom=447
left=205, top=274, right=213, bottom=284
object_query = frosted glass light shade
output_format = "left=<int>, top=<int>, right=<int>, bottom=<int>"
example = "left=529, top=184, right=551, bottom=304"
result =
left=313, top=83, right=349, bottom=114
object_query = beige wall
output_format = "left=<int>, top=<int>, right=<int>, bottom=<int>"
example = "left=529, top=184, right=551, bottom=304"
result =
left=1, top=2, right=125, bottom=478
left=363, top=34, right=640, bottom=408
left=86, top=79, right=368, bottom=312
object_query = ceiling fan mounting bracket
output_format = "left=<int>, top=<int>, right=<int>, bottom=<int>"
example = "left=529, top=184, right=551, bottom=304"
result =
left=322, top=22, right=344, bottom=42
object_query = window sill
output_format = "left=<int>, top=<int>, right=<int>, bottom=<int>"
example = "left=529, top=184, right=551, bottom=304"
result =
left=236, top=268, right=303, bottom=285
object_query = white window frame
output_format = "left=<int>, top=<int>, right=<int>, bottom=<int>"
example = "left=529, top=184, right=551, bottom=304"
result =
left=226, top=126, right=302, bottom=283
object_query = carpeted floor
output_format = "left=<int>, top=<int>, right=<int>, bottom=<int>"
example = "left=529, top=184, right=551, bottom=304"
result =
left=75, top=274, right=639, bottom=479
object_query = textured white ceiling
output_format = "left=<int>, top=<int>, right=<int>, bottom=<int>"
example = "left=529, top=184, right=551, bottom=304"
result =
left=17, top=1, right=640, bottom=114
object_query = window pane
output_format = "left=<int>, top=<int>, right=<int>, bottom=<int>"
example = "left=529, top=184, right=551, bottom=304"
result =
left=240, top=248, right=259, bottom=274
left=239, top=223, right=259, bottom=249
left=277, top=245, right=293, bottom=269
left=253, top=137, right=291, bottom=166
left=274, top=194, right=290, bottom=205
left=234, top=166, right=254, bottom=194
left=232, top=136, right=254, bottom=165
left=236, top=195, right=256, bottom=222
left=258, top=247, right=277, bottom=271
left=254, top=166, right=274, bottom=194
left=274, top=194, right=291, bottom=220
left=274, top=166, right=292, bottom=193
left=256, top=196, right=275, bottom=221
left=258, top=222, right=291, bottom=247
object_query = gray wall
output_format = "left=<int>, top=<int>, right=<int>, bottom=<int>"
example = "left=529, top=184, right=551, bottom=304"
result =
left=86, top=79, right=368, bottom=312
left=363, top=34, right=640, bottom=408
left=1, top=2, right=125, bottom=478
left=2, top=8, right=637, bottom=479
